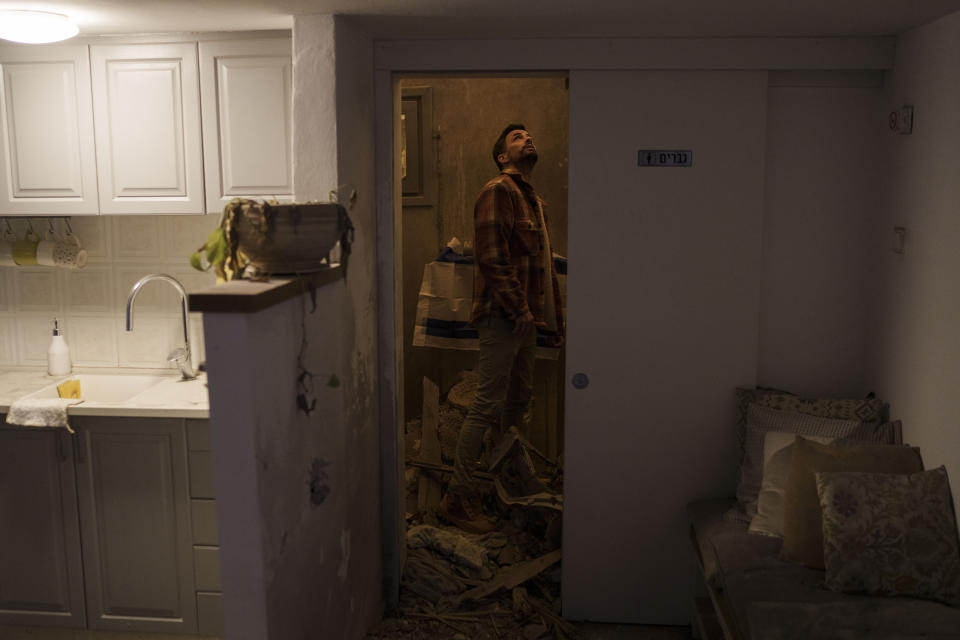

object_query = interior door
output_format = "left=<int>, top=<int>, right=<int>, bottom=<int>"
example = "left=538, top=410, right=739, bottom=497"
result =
left=563, top=70, right=768, bottom=623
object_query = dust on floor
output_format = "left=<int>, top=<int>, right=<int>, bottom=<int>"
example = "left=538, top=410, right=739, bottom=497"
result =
left=366, top=617, right=695, bottom=639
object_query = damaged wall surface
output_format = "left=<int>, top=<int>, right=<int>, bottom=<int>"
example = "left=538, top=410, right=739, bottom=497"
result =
left=203, top=14, right=381, bottom=640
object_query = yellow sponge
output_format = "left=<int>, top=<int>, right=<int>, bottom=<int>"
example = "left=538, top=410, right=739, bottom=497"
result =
left=57, top=379, right=81, bottom=399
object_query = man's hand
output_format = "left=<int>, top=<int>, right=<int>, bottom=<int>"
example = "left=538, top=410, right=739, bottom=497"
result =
left=544, top=335, right=564, bottom=348
left=513, top=310, right=535, bottom=336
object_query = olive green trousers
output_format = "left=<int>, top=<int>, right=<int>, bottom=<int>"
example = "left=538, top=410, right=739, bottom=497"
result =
left=450, top=314, right=536, bottom=497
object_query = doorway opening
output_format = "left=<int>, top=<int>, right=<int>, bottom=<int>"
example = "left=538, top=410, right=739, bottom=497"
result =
left=384, top=73, right=569, bottom=637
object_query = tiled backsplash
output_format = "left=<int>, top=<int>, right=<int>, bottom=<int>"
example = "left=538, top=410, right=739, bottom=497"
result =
left=0, top=215, right=219, bottom=369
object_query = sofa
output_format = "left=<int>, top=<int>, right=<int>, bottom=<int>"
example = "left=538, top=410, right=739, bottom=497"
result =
left=688, top=389, right=960, bottom=640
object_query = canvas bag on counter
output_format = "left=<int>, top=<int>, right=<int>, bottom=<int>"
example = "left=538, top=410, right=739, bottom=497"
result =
left=412, top=246, right=566, bottom=359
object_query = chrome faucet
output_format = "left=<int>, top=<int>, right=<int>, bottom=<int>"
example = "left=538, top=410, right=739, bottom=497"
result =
left=125, top=274, right=196, bottom=380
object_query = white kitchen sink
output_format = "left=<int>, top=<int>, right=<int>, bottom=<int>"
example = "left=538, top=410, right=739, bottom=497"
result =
left=127, top=375, right=208, bottom=407
left=24, top=374, right=174, bottom=405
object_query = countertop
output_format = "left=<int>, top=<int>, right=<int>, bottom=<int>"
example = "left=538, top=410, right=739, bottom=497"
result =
left=188, top=266, right=343, bottom=313
left=0, top=367, right=209, bottom=419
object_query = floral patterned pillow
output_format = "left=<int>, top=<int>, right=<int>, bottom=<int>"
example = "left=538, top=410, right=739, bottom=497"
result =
left=817, top=467, right=960, bottom=606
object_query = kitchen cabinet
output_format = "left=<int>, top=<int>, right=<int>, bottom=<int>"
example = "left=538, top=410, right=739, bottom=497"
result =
left=0, top=36, right=291, bottom=217
left=199, top=38, right=293, bottom=215
left=0, top=45, right=99, bottom=215
left=0, top=425, right=87, bottom=627
left=186, top=418, right=224, bottom=636
left=90, top=43, right=205, bottom=215
left=72, top=416, right=197, bottom=633
left=0, top=416, right=219, bottom=635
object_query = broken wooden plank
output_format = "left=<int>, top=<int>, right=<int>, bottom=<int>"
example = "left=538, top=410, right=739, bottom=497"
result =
left=418, top=376, right=443, bottom=509
left=458, top=549, right=562, bottom=602
left=524, top=592, right=577, bottom=638
left=490, top=425, right=557, bottom=472
left=407, top=458, right=556, bottom=486
left=400, top=609, right=514, bottom=619
left=494, top=479, right=563, bottom=511
left=408, top=459, right=494, bottom=482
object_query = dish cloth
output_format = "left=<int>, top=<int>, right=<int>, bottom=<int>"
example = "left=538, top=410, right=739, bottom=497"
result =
left=6, top=398, right=83, bottom=433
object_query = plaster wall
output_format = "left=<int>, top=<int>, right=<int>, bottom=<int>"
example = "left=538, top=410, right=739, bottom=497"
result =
left=758, top=77, right=885, bottom=396
left=264, top=14, right=379, bottom=639
left=332, top=15, right=383, bottom=638
left=204, top=14, right=381, bottom=640
left=874, top=9, right=960, bottom=518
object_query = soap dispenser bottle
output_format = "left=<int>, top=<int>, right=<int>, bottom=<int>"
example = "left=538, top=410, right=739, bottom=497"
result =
left=47, top=318, right=72, bottom=376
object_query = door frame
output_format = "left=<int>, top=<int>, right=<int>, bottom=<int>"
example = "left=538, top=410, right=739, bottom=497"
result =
left=372, top=36, right=893, bottom=609
left=374, top=66, right=570, bottom=608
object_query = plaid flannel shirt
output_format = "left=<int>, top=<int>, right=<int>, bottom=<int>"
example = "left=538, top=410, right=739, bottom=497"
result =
left=469, top=170, right=564, bottom=336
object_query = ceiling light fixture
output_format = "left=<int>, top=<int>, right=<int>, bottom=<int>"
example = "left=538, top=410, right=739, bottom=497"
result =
left=0, top=10, right=79, bottom=44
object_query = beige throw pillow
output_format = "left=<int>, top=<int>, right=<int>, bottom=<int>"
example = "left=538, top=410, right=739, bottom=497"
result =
left=736, top=405, right=864, bottom=520
left=780, top=437, right=924, bottom=569
left=748, top=431, right=834, bottom=538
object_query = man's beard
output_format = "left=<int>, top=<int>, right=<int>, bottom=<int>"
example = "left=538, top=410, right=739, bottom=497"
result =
left=521, top=150, right=538, bottom=167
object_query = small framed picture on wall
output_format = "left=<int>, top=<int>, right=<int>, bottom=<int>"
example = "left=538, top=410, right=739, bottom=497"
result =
left=401, top=86, right=436, bottom=207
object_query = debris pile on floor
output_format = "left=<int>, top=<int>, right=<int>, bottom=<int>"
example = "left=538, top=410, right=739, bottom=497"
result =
left=368, top=372, right=570, bottom=640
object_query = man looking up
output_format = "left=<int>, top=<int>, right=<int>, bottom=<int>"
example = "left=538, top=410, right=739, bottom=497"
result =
left=439, top=124, right=564, bottom=533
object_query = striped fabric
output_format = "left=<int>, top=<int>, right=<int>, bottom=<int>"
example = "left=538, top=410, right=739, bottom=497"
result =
left=411, top=256, right=567, bottom=359
left=735, top=404, right=896, bottom=520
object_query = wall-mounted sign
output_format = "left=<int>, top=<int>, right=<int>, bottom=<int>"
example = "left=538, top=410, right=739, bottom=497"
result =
left=638, top=150, right=692, bottom=167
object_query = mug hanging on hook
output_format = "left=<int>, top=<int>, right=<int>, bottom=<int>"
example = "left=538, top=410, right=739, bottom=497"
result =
left=0, top=220, right=15, bottom=266
left=13, top=220, right=40, bottom=266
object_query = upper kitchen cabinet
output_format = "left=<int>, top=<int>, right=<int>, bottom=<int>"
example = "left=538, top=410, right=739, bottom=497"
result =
left=90, top=43, right=204, bottom=215
left=0, top=45, right=99, bottom=216
left=199, top=38, right=293, bottom=214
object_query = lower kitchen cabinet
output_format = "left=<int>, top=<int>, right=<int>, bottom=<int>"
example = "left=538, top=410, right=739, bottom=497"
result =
left=73, top=416, right=197, bottom=633
left=0, top=424, right=86, bottom=627
left=0, top=416, right=219, bottom=636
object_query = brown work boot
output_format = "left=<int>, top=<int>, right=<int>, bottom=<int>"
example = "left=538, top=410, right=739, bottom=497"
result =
left=438, top=492, right=498, bottom=534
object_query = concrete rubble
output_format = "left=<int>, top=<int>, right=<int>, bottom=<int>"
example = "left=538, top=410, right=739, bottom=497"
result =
left=367, top=370, right=571, bottom=640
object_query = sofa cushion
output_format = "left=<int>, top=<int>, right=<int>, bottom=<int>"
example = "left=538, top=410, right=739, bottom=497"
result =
left=817, top=466, right=960, bottom=606
left=736, top=405, right=867, bottom=521
left=748, top=431, right=835, bottom=538
left=734, top=387, right=790, bottom=452
left=753, top=393, right=885, bottom=424
left=746, top=598, right=960, bottom=640
left=687, top=498, right=740, bottom=587
left=689, top=498, right=960, bottom=640
left=733, top=388, right=885, bottom=453
left=780, top=437, right=923, bottom=569
left=727, top=390, right=889, bottom=525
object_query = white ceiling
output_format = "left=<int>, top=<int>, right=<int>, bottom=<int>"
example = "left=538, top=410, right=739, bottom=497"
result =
left=1, top=0, right=959, bottom=39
